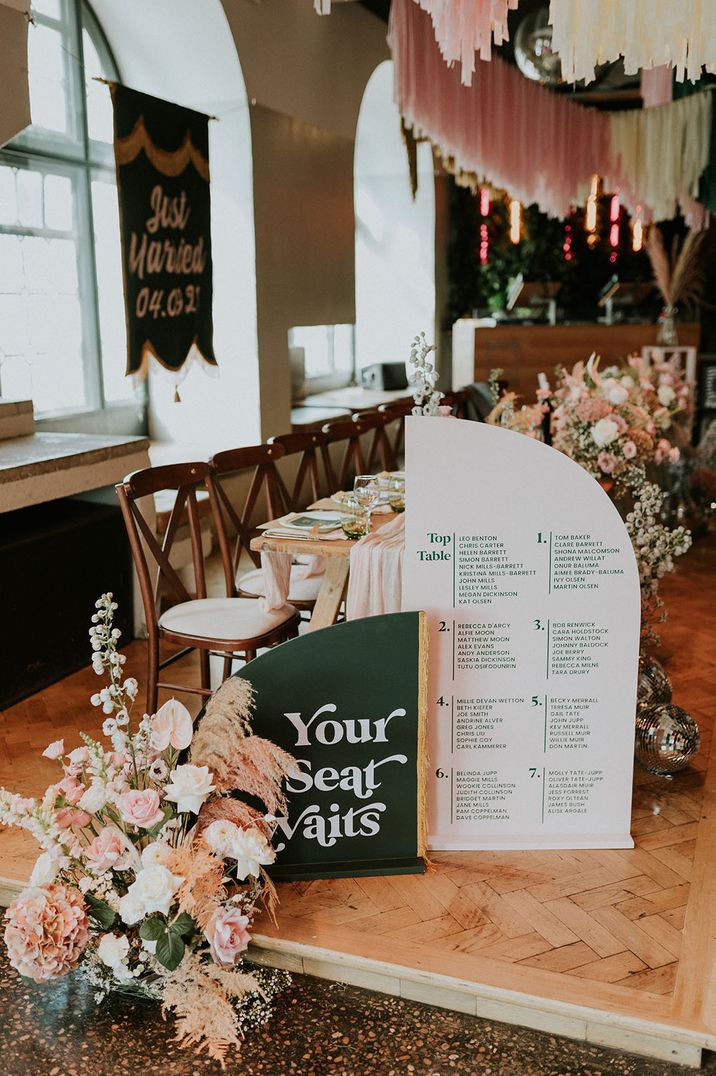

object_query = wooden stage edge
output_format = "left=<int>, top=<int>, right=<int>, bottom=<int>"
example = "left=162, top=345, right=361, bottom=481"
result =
left=1, top=539, right=715, bottom=1068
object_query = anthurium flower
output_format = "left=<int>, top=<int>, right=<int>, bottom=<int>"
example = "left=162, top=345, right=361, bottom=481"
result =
left=150, top=699, right=194, bottom=752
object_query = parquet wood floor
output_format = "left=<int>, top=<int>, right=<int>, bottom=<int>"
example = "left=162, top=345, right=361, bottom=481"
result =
left=1, top=538, right=714, bottom=1062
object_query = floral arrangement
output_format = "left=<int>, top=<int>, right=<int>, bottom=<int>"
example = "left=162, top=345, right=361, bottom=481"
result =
left=548, top=354, right=688, bottom=496
left=0, top=595, right=297, bottom=1064
left=487, top=355, right=694, bottom=645
left=487, top=391, right=548, bottom=440
left=625, top=483, right=692, bottom=646
left=408, top=332, right=447, bottom=416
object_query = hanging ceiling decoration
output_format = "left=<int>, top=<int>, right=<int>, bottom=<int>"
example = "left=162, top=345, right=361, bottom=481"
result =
left=413, top=0, right=518, bottom=86
left=548, top=0, right=716, bottom=85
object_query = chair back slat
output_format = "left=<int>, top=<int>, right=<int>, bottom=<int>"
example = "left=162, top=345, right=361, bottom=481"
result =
left=352, top=410, right=398, bottom=472
left=209, top=443, right=287, bottom=577
left=269, top=431, right=327, bottom=510
left=116, top=462, right=222, bottom=635
left=378, top=398, right=414, bottom=464
left=322, top=419, right=369, bottom=491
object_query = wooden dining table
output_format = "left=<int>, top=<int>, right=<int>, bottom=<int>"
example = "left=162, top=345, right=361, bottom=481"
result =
left=250, top=497, right=399, bottom=631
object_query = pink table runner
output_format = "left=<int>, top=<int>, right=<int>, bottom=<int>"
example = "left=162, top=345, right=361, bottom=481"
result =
left=259, top=514, right=406, bottom=619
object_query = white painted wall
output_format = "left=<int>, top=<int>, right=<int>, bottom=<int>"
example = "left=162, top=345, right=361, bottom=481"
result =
left=354, top=61, right=435, bottom=373
left=92, top=0, right=261, bottom=456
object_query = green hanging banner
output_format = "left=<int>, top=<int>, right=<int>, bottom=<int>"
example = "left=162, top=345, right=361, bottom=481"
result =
left=110, top=84, right=217, bottom=380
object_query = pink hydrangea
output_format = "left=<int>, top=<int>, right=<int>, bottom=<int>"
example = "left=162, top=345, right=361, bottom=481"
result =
left=204, top=906, right=251, bottom=966
left=574, top=397, right=611, bottom=423
left=4, top=884, right=89, bottom=982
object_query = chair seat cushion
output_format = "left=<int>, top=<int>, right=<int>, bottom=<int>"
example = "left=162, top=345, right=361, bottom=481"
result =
left=238, top=566, right=323, bottom=603
left=159, top=597, right=297, bottom=642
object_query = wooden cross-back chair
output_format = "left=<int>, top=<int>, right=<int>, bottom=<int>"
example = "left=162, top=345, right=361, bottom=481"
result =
left=268, top=430, right=329, bottom=510
left=321, top=417, right=372, bottom=491
left=210, top=443, right=323, bottom=611
left=351, top=409, right=398, bottom=473
left=441, top=388, right=471, bottom=419
left=377, top=398, right=414, bottom=466
left=116, top=461, right=299, bottom=713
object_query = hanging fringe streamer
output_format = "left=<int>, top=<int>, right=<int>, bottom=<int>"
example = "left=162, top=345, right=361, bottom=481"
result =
left=391, top=0, right=714, bottom=223
left=549, top=0, right=716, bottom=85
left=414, top=0, right=518, bottom=86
left=390, top=0, right=607, bottom=219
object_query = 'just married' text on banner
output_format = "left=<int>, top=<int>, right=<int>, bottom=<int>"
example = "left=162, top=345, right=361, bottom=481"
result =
left=110, top=84, right=216, bottom=380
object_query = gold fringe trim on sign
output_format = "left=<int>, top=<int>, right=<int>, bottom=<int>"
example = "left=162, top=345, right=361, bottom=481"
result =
left=128, top=337, right=219, bottom=382
left=114, top=116, right=210, bottom=182
left=417, top=609, right=430, bottom=865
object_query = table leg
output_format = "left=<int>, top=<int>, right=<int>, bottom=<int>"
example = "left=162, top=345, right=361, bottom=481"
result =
left=309, top=558, right=350, bottom=631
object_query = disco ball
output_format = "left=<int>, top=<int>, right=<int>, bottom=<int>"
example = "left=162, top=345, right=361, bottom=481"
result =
left=635, top=704, right=700, bottom=776
left=637, top=656, right=672, bottom=708
left=514, top=6, right=563, bottom=85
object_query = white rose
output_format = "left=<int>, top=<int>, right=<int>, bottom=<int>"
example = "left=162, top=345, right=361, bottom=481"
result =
left=30, top=852, right=58, bottom=886
left=141, top=842, right=173, bottom=868
left=97, top=933, right=130, bottom=969
left=607, top=383, right=629, bottom=405
left=231, top=827, right=276, bottom=881
left=130, top=864, right=183, bottom=917
left=591, top=418, right=619, bottom=447
left=79, top=780, right=108, bottom=814
left=621, top=375, right=634, bottom=388
left=118, top=890, right=145, bottom=926
left=163, top=764, right=215, bottom=814
left=658, top=384, right=676, bottom=407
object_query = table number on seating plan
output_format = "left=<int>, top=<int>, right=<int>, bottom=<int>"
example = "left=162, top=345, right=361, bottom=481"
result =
left=403, top=417, right=640, bottom=851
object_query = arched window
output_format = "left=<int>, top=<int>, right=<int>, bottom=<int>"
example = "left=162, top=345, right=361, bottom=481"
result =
left=0, top=0, right=139, bottom=424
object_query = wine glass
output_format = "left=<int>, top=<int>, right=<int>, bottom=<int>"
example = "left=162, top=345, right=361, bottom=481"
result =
left=353, top=475, right=380, bottom=517
left=388, top=475, right=405, bottom=513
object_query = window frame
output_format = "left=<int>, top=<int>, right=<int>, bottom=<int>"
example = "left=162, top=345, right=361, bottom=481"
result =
left=0, top=0, right=146, bottom=430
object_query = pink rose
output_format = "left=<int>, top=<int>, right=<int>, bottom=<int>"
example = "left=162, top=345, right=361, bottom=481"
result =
left=150, top=699, right=194, bottom=753
left=84, top=825, right=136, bottom=873
left=4, top=884, right=89, bottom=983
left=597, top=451, right=618, bottom=474
left=204, top=906, right=251, bottom=966
left=54, top=808, right=91, bottom=830
left=119, top=788, right=164, bottom=829
left=623, top=440, right=637, bottom=459
left=58, top=776, right=84, bottom=805
left=42, top=740, right=64, bottom=760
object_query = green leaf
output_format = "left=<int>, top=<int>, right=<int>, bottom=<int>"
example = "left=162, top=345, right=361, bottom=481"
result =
left=171, top=913, right=196, bottom=938
left=155, top=930, right=185, bottom=971
left=85, top=893, right=117, bottom=931
left=139, top=917, right=166, bottom=942
left=145, top=804, right=174, bottom=838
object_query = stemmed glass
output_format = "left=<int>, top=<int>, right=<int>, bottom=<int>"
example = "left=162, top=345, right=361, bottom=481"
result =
left=353, top=475, right=380, bottom=523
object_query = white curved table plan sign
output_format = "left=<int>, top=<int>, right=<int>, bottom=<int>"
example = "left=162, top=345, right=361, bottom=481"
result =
left=402, top=417, right=639, bottom=851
